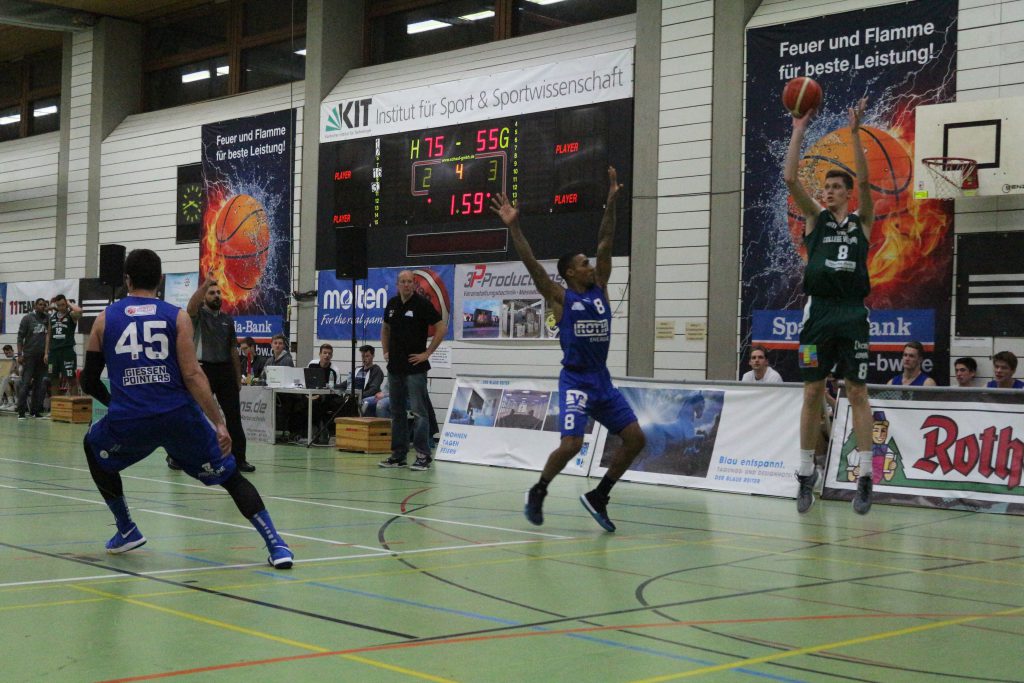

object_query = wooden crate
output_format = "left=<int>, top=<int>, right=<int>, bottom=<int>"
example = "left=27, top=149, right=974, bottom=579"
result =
left=51, top=396, right=93, bottom=424
left=335, top=416, right=392, bottom=453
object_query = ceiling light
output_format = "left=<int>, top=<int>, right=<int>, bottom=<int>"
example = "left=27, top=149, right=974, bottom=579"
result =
left=525, top=0, right=569, bottom=5
left=33, top=106, right=57, bottom=117
left=460, top=10, right=495, bottom=21
left=181, top=69, right=211, bottom=83
left=294, top=48, right=306, bottom=55
left=216, top=65, right=229, bottom=76
left=407, top=19, right=450, bottom=34
left=0, top=114, right=20, bottom=125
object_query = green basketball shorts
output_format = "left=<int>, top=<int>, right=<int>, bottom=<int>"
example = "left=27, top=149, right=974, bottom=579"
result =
left=798, top=297, right=870, bottom=383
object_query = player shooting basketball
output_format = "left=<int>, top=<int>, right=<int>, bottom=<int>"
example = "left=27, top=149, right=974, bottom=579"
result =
left=491, top=166, right=645, bottom=532
left=784, top=98, right=876, bottom=515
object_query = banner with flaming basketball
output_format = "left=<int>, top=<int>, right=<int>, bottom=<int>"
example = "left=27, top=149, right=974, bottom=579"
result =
left=201, top=110, right=294, bottom=342
left=742, top=0, right=957, bottom=383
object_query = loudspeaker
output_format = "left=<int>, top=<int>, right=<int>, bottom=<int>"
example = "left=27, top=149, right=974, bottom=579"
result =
left=99, top=244, right=126, bottom=287
left=335, top=226, right=368, bottom=280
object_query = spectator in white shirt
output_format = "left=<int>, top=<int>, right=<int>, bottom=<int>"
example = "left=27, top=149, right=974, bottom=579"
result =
left=741, top=345, right=783, bottom=383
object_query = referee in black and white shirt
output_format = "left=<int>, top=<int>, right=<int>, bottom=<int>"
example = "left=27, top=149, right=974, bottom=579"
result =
left=173, top=273, right=255, bottom=472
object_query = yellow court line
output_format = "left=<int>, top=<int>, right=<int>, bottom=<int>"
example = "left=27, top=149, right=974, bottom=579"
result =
left=71, top=584, right=457, bottom=683
left=0, top=596, right=106, bottom=612
left=628, top=605, right=1024, bottom=682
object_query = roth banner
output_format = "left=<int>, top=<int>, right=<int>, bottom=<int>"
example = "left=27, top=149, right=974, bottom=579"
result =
left=454, top=261, right=568, bottom=341
left=317, top=265, right=454, bottom=341
left=201, top=110, right=294, bottom=342
left=823, top=386, right=1024, bottom=515
left=437, top=375, right=603, bottom=476
left=320, top=49, right=633, bottom=142
left=742, top=0, right=958, bottom=383
left=590, top=379, right=804, bottom=497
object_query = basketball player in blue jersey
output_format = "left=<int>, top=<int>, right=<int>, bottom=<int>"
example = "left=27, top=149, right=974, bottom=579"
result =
left=79, top=249, right=293, bottom=568
left=785, top=98, right=875, bottom=515
left=491, top=166, right=645, bottom=532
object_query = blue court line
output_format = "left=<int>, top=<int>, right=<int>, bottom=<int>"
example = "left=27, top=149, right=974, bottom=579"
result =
left=250, top=571, right=807, bottom=680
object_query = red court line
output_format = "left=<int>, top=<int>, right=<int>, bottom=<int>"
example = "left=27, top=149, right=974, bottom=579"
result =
left=400, top=488, right=432, bottom=513
left=98, top=612, right=1016, bottom=682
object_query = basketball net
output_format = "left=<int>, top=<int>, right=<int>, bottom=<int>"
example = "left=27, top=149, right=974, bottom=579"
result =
left=922, top=157, right=978, bottom=199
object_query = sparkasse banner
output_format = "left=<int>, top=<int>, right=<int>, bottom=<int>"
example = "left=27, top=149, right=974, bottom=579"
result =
left=320, top=49, right=633, bottom=142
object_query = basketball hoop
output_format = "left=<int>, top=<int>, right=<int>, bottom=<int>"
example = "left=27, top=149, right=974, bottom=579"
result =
left=922, top=157, right=978, bottom=199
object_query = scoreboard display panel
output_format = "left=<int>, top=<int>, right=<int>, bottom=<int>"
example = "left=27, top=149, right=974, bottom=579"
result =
left=316, top=99, right=633, bottom=269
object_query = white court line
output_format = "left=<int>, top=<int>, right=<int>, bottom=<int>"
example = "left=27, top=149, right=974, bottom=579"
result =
left=0, top=456, right=574, bottom=540
left=0, top=540, right=549, bottom=589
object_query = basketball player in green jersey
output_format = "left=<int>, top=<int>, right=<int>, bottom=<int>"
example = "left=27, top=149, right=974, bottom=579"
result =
left=784, top=98, right=875, bottom=515
left=45, top=294, right=82, bottom=396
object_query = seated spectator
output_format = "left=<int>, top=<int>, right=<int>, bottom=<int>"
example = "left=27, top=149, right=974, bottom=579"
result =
left=1, top=344, right=21, bottom=408
left=290, top=344, right=343, bottom=444
left=741, top=345, right=783, bottom=383
left=887, top=341, right=936, bottom=386
left=954, top=357, right=978, bottom=387
left=987, top=351, right=1024, bottom=389
left=345, top=345, right=386, bottom=414
left=239, top=336, right=266, bottom=384
left=265, top=333, right=294, bottom=368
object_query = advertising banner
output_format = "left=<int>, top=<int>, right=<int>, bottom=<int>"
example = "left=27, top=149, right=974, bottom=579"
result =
left=163, top=272, right=200, bottom=311
left=239, top=386, right=275, bottom=444
left=4, top=279, right=79, bottom=335
left=201, top=110, right=294, bottom=343
left=824, top=386, right=1024, bottom=515
left=742, top=1, right=958, bottom=383
left=321, top=49, right=633, bottom=142
left=591, top=379, right=804, bottom=497
left=454, top=261, right=564, bottom=340
left=437, top=375, right=604, bottom=476
left=317, top=265, right=454, bottom=341
left=0, top=282, right=5, bottom=336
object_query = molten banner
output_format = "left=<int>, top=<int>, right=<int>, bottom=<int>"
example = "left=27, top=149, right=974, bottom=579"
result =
left=742, top=1, right=958, bottom=383
left=200, top=110, right=294, bottom=341
left=824, top=386, right=1024, bottom=515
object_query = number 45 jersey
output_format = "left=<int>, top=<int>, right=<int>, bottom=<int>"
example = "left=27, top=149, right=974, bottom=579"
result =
left=103, top=296, right=192, bottom=420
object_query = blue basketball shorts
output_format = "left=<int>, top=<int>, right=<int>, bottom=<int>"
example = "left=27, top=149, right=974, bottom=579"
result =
left=85, top=403, right=237, bottom=486
left=559, top=367, right=637, bottom=437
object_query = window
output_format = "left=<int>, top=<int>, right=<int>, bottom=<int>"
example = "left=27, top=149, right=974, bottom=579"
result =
left=0, top=49, right=62, bottom=141
left=366, top=0, right=636, bottom=65
left=142, top=0, right=306, bottom=112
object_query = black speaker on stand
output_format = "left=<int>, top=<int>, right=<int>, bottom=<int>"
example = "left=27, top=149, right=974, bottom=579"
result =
left=336, top=226, right=368, bottom=423
left=99, top=244, right=127, bottom=301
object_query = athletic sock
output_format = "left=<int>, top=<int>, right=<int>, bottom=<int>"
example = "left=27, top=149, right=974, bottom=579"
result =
left=536, top=477, right=551, bottom=492
left=854, top=449, right=873, bottom=479
left=250, top=509, right=287, bottom=550
left=798, top=449, right=815, bottom=477
left=105, top=497, right=134, bottom=533
left=595, top=474, right=617, bottom=498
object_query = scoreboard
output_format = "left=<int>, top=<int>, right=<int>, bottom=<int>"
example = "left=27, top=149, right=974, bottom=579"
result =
left=316, top=99, right=633, bottom=268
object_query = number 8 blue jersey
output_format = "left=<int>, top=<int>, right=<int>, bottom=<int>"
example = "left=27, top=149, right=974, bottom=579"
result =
left=558, top=284, right=612, bottom=371
left=103, top=296, right=192, bottom=420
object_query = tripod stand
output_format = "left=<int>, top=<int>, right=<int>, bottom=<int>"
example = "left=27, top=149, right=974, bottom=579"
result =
left=309, top=273, right=361, bottom=445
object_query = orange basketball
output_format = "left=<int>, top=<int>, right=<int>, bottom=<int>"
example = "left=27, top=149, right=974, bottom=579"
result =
left=782, top=77, right=822, bottom=117
left=215, top=194, right=270, bottom=291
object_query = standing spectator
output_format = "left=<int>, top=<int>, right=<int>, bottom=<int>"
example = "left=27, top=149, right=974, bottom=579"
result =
left=45, top=294, right=83, bottom=396
left=178, top=273, right=254, bottom=472
left=987, top=351, right=1024, bottom=389
left=239, top=336, right=266, bottom=384
left=16, top=298, right=49, bottom=419
left=887, top=341, right=936, bottom=386
left=378, top=270, right=447, bottom=471
left=954, top=357, right=978, bottom=388
left=741, top=345, right=783, bottom=383
left=1, top=344, right=21, bottom=408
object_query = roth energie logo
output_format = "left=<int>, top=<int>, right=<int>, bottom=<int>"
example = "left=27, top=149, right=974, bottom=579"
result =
left=914, top=416, right=1024, bottom=490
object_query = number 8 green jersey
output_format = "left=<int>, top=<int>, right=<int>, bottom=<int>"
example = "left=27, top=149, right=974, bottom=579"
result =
left=803, top=209, right=870, bottom=301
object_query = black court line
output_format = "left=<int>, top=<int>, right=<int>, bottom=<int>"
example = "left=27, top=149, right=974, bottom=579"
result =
left=0, top=540, right=415, bottom=640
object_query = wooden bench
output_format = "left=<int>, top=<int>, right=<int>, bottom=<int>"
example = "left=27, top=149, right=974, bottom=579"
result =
left=335, top=416, right=391, bottom=453
left=51, top=396, right=93, bottom=424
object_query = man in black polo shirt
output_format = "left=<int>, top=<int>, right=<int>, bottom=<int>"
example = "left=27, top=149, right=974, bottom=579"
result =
left=175, top=273, right=254, bottom=472
left=378, top=270, right=447, bottom=471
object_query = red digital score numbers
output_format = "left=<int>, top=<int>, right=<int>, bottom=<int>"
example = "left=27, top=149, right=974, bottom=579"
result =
left=409, top=126, right=510, bottom=218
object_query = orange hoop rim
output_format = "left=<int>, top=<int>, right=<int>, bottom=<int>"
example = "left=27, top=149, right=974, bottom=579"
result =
left=922, top=156, right=977, bottom=170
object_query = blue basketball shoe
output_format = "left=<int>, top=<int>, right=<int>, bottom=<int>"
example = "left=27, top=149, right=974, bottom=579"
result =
left=106, top=525, right=147, bottom=554
left=268, top=545, right=294, bottom=569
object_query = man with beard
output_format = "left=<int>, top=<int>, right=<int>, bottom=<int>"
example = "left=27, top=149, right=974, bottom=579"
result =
left=167, top=273, right=254, bottom=472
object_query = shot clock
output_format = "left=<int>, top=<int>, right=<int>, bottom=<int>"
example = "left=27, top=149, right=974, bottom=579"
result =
left=316, top=99, right=632, bottom=267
